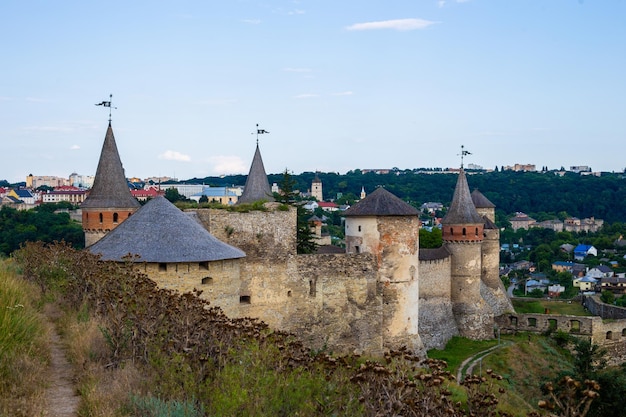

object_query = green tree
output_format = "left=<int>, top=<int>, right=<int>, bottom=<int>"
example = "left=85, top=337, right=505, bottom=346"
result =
left=419, top=228, right=442, bottom=248
left=164, top=188, right=185, bottom=203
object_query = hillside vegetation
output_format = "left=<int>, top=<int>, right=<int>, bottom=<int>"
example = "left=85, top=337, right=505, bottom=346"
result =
left=3, top=241, right=613, bottom=416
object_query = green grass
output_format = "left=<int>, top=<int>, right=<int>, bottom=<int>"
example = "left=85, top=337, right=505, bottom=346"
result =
left=427, top=336, right=499, bottom=373
left=513, top=299, right=592, bottom=316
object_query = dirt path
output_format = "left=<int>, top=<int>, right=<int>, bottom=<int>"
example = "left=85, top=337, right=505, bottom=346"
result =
left=44, top=306, right=80, bottom=417
left=456, top=341, right=512, bottom=382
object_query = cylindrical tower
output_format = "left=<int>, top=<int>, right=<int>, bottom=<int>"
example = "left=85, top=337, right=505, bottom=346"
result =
left=442, top=171, right=493, bottom=339
left=81, top=123, right=140, bottom=247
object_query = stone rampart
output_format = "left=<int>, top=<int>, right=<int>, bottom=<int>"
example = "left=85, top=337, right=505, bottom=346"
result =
left=189, top=205, right=297, bottom=259
left=583, top=295, right=626, bottom=320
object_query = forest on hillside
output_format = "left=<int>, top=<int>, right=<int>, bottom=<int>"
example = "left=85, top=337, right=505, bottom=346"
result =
left=187, top=170, right=626, bottom=224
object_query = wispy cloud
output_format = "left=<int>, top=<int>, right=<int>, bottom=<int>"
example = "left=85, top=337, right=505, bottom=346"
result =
left=438, top=0, right=470, bottom=8
left=294, top=93, right=319, bottom=99
left=158, top=150, right=191, bottom=162
left=288, top=9, right=305, bottom=15
left=70, top=144, right=80, bottom=150
left=346, top=18, right=438, bottom=32
left=283, top=67, right=312, bottom=73
left=332, top=91, right=353, bottom=96
left=207, top=155, right=247, bottom=175
left=241, top=18, right=261, bottom=24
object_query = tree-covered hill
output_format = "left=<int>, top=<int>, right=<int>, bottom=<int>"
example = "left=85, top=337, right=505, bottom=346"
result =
left=192, top=170, right=626, bottom=223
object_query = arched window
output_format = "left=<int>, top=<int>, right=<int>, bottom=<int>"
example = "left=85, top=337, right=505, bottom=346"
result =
left=113, top=213, right=119, bottom=223
left=450, top=228, right=454, bottom=235
left=475, top=227, right=479, bottom=236
left=99, top=213, right=103, bottom=223
left=462, top=227, right=466, bottom=236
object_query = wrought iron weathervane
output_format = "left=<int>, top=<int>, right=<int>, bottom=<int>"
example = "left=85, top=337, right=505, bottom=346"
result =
left=253, top=123, right=269, bottom=145
left=458, top=145, right=472, bottom=168
left=95, top=94, right=117, bottom=122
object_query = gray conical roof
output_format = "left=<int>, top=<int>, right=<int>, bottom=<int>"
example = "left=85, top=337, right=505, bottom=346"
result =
left=471, top=189, right=495, bottom=209
left=237, top=144, right=274, bottom=204
left=442, top=170, right=484, bottom=225
left=88, top=196, right=245, bottom=262
left=81, top=123, right=140, bottom=209
left=343, top=187, right=419, bottom=217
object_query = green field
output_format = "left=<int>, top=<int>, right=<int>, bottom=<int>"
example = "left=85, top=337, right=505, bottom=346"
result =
left=512, top=299, right=592, bottom=316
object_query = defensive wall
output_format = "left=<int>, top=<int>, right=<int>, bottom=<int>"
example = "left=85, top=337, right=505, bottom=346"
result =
left=187, top=206, right=387, bottom=355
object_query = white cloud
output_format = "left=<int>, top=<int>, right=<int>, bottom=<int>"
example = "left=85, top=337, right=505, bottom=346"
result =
left=70, top=144, right=80, bottom=150
left=346, top=18, right=438, bottom=31
left=241, top=18, right=261, bottom=24
left=158, top=150, right=191, bottom=162
left=207, top=155, right=247, bottom=175
left=332, top=91, right=353, bottom=96
left=288, top=9, right=305, bottom=15
left=294, top=93, right=319, bottom=99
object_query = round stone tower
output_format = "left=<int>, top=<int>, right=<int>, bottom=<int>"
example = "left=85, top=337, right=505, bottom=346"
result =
left=343, top=187, right=423, bottom=354
left=442, top=170, right=493, bottom=339
left=81, top=122, right=140, bottom=247
left=471, top=189, right=514, bottom=316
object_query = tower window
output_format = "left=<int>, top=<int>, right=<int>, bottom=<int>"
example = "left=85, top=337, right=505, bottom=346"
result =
left=113, top=213, right=119, bottom=223
left=462, top=228, right=466, bottom=236
left=358, top=225, right=362, bottom=232
left=99, top=213, right=103, bottom=223
left=240, top=295, right=251, bottom=304
left=450, top=228, right=454, bottom=235
left=158, top=263, right=167, bottom=272
left=201, top=277, right=213, bottom=285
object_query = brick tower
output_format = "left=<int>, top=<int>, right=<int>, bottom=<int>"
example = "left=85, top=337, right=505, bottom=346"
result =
left=81, top=122, right=140, bottom=247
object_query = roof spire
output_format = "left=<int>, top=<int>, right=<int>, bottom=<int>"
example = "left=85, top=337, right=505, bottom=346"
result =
left=237, top=128, right=274, bottom=204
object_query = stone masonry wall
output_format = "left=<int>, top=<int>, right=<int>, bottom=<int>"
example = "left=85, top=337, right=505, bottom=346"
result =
left=190, top=205, right=297, bottom=260
left=419, top=256, right=458, bottom=349
left=141, top=259, right=241, bottom=317
left=237, top=253, right=383, bottom=355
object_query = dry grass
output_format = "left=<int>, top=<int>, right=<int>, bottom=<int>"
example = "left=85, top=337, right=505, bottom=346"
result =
left=0, top=260, right=50, bottom=417
left=56, top=308, right=145, bottom=417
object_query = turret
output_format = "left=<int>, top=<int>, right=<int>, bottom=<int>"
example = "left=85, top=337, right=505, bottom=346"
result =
left=471, top=189, right=514, bottom=315
left=237, top=143, right=274, bottom=204
left=441, top=170, right=493, bottom=339
left=81, top=123, right=140, bottom=247
left=344, top=187, right=423, bottom=353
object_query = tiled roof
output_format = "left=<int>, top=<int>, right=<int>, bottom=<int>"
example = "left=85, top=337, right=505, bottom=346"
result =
left=419, top=246, right=451, bottom=261
left=343, top=187, right=419, bottom=217
left=442, top=170, right=484, bottom=225
left=89, top=196, right=245, bottom=263
left=81, top=123, right=141, bottom=210
left=470, top=189, right=495, bottom=208
left=237, top=144, right=274, bottom=204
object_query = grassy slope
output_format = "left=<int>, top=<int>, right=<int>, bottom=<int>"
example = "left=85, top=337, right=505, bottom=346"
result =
left=512, top=299, right=592, bottom=316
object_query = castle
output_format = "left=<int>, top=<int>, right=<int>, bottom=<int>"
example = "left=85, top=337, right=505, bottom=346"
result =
left=84, top=122, right=513, bottom=356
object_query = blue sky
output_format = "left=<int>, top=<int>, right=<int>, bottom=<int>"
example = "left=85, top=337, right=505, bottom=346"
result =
left=1, top=0, right=625, bottom=183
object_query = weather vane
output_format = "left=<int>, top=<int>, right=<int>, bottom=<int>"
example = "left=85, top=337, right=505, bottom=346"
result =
left=458, top=145, right=472, bottom=168
left=253, top=123, right=269, bottom=145
left=95, top=94, right=117, bottom=123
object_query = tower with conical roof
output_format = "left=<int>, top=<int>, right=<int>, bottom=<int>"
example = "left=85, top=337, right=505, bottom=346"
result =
left=81, top=122, right=140, bottom=246
left=441, top=170, right=494, bottom=339
left=237, top=142, right=274, bottom=204
left=343, top=187, right=423, bottom=353
left=471, top=189, right=514, bottom=316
